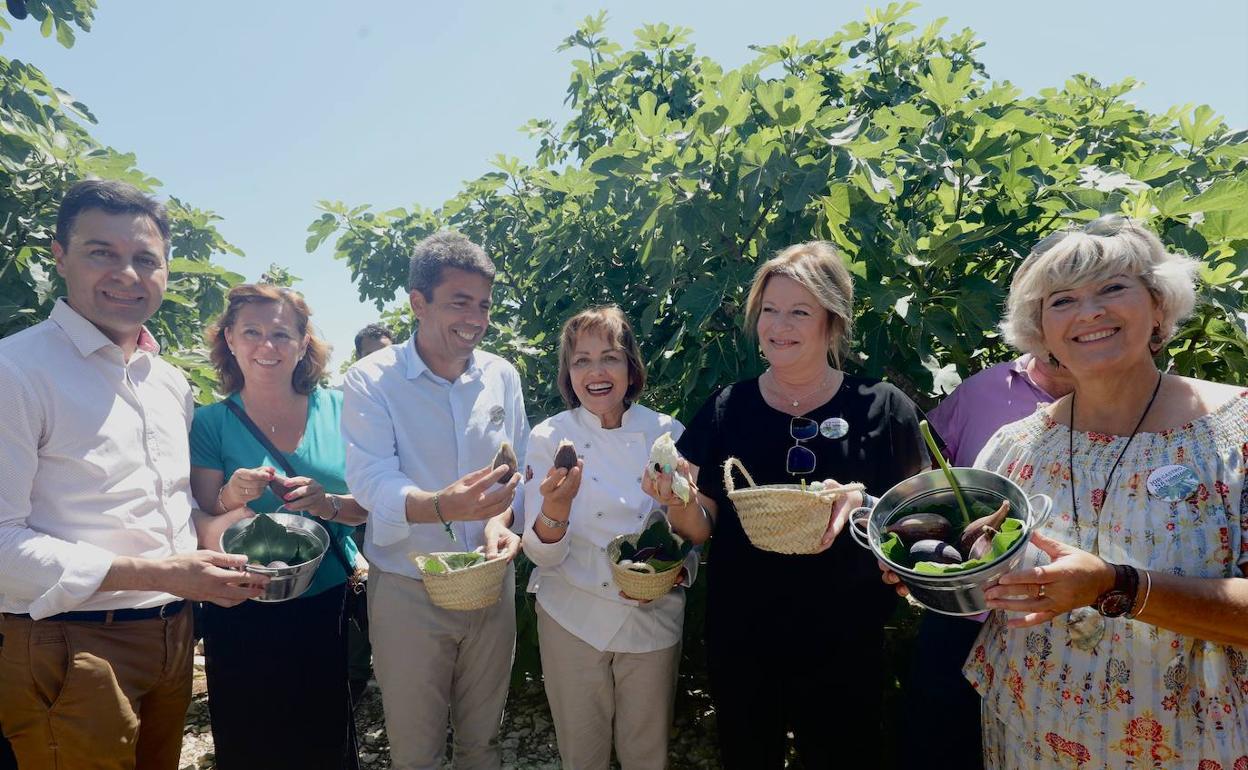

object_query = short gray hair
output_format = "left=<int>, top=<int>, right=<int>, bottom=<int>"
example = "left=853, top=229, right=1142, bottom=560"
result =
left=1000, top=217, right=1200, bottom=357
left=407, top=231, right=496, bottom=298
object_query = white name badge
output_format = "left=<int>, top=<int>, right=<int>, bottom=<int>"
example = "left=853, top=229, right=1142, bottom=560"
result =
left=1146, top=464, right=1200, bottom=502
left=820, top=417, right=849, bottom=439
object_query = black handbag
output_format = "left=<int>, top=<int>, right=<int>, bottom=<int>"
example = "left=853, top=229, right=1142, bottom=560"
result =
left=223, top=399, right=368, bottom=635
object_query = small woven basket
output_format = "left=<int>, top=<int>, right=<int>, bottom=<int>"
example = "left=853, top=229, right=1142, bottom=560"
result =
left=410, top=552, right=509, bottom=611
left=607, top=534, right=684, bottom=602
left=723, top=457, right=864, bottom=555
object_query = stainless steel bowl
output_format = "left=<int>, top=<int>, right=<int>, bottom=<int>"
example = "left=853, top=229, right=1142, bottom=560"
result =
left=220, top=512, right=329, bottom=603
left=849, top=468, right=1051, bottom=616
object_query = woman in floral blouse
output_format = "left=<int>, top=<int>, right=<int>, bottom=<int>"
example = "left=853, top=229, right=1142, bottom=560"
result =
left=884, top=216, right=1248, bottom=768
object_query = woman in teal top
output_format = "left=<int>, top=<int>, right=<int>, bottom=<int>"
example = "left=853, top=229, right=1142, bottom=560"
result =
left=189, top=284, right=367, bottom=770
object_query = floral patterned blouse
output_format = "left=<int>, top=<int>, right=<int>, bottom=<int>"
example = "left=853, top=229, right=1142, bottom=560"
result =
left=964, top=390, right=1248, bottom=769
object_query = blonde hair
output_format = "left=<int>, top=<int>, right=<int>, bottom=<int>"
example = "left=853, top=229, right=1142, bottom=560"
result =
left=1000, top=218, right=1200, bottom=358
left=744, top=241, right=854, bottom=366
left=207, top=284, right=330, bottom=395
left=556, top=305, right=647, bottom=409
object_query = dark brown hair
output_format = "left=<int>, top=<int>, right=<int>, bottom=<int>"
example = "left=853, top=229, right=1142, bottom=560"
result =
left=56, top=179, right=172, bottom=254
left=556, top=305, right=646, bottom=409
left=207, top=284, right=330, bottom=394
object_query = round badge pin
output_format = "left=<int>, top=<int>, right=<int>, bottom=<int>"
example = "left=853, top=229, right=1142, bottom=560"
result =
left=820, top=417, right=849, bottom=439
left=1146, top=464, right=1200, bottom=502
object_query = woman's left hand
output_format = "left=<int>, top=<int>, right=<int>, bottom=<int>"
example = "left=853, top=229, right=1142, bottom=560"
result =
left=483, top=516, right=521, bottom=562
left=985, top=530, right=1115, bottom=628
left=274, top=475, right=333, bottom=518
left=643, top=457, right=698, bottom=508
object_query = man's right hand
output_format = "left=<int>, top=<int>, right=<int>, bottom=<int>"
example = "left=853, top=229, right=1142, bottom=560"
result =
left=157, top=551, right=269, bottom=607
left=103, top=551, right=269, bottom=607
left=433, top=464, right=519, bottom=522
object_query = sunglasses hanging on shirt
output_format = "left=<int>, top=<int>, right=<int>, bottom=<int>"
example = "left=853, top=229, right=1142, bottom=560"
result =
left=787, top=417, right=819, bottom=476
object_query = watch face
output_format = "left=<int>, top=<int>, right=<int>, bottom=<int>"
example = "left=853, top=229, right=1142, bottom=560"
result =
left=1098, top=590, right=1132, bottom=617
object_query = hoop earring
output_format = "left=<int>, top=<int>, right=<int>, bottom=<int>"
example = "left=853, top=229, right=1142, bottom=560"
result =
left=1047, top=352, right=1060, bottom=367
left=1149, top=324, right=1163, bottom=354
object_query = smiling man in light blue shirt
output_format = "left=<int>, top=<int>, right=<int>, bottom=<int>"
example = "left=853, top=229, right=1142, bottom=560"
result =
left=342, top=231, right=527, bottom=770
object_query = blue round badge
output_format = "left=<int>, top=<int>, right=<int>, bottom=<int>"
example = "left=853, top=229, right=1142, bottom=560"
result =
left=1146, top=464, right=1200, bottom=502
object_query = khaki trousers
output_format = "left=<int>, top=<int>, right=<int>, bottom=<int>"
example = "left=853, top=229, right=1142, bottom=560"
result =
left=0, top=604, right=193, bottom=770
left=369, top=566, right=516, bottom=770
left=537, top=603, right=679, bottom=770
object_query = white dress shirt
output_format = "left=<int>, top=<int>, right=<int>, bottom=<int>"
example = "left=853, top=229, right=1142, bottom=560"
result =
left=341, top=337, right=529, bottom=579
left=0, top=300, right=198, bottom=619
left=523, top=404, right=697, bottom=653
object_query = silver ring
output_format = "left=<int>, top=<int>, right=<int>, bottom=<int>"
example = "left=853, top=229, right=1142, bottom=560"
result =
left=1037, top=584, right=1046, bottom=599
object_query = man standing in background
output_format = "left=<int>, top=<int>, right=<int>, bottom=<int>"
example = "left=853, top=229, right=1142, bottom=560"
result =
left=911, top=352, right=1074, bottom=770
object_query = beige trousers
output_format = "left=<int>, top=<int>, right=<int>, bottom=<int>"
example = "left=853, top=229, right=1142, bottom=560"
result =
left=537, top=603, right=679, bottom=770
left=0, top=605, right=193, bottom=770
left=369, top=566, right=516, bottom=770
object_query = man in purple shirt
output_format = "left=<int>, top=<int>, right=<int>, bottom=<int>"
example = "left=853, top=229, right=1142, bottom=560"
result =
left=908, top=353, right=1073, bottom=770
left=928, top=353, right=1072, bottom=466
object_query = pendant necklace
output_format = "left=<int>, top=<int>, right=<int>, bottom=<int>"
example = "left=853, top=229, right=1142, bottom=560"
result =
left=764, top=369, right=833, bottom=408
left=1068, top=371, right=1163, bottom=550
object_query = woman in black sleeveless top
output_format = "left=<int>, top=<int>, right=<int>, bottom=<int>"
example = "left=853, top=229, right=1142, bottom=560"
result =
left=656, top=241, right=928, bottom=768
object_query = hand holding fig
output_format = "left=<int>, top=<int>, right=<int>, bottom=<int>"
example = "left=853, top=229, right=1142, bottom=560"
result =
left=222, top=466, right=277, bottom=510
left=643, top=457, right=697, bottom=509
left=538, top=459, right=584, bottom=521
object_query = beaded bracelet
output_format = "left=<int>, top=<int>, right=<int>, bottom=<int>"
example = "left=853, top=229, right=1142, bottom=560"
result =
left=433, top=492, right=456, bottom=541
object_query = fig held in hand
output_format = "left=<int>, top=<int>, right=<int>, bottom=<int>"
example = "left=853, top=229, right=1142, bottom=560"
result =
left=552, top=440, right=579, bottom=471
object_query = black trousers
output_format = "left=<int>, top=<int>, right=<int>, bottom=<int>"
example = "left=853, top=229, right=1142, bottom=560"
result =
left=202, top=583, right=359, bottom=770
left=708, top=624, right=886, bottom=769
left=903, top=612, right=985, bottom=770
left=0, top=732, right=14, bottom=770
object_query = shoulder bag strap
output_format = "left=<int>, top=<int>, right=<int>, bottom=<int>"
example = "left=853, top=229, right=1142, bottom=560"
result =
left=222, top=398, right=358, bottom=582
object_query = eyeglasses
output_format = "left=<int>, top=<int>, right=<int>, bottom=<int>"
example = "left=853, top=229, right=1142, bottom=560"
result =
left=786, top=417, right=819, bottom=476
left=1030, top=214, right=1131, bottom=257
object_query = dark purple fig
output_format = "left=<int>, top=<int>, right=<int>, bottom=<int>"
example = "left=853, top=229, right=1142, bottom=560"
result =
left=909, top=539, right=962, bottom=565
left=884, top=513, right=953, bottom=545
left=957, top=500, right=1010, bottom=557
left=966, top=530, right=998, bottom=561
left=631, top=546, right=659, bottom=562
left=553, top=440, right=578, bottom=471
left=493, top=441, right=518, bottom=473
left=268, top=475, right=291, bottom=498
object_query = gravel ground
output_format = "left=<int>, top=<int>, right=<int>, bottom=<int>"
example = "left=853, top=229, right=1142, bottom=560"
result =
left=179, top=653, right=721, bottom=770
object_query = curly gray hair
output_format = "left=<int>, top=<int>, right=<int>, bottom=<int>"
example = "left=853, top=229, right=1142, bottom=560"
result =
left=1000, top=216, right=1201, bottom=358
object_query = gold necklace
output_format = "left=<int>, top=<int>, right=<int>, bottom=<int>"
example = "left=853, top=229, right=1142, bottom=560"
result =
left=763, top=369, right=834, bottom=408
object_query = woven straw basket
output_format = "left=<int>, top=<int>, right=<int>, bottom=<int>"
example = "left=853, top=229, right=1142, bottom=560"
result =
left=723, top=457, right=863, bottom=555
left=606, top=534, right=684, bottom=602
left=411, top=552, right=509, bottom=611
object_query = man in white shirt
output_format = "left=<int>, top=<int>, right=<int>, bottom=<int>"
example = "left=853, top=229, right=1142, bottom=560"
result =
left=0, top=180, right=266, bottom=770
left=342, top=231, right=526, bottom=770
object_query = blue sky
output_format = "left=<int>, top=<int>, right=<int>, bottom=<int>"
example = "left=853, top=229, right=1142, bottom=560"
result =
left=7, top=1, right=1246, bottom=377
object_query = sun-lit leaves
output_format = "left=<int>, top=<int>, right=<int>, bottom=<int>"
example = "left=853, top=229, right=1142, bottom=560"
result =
left=1, top=4, right=242, bottom=401
left=312, top=6, right=1248, bottom=415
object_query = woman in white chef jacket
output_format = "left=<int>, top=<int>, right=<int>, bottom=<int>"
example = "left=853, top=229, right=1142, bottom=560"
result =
left=523, top=305, right=699, bottom=770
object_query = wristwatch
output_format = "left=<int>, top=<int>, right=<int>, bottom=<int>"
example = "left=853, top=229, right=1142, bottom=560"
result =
left=1093, top=563, right=1139, bottom=618
left=538, top=510, right=569, bottom=530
